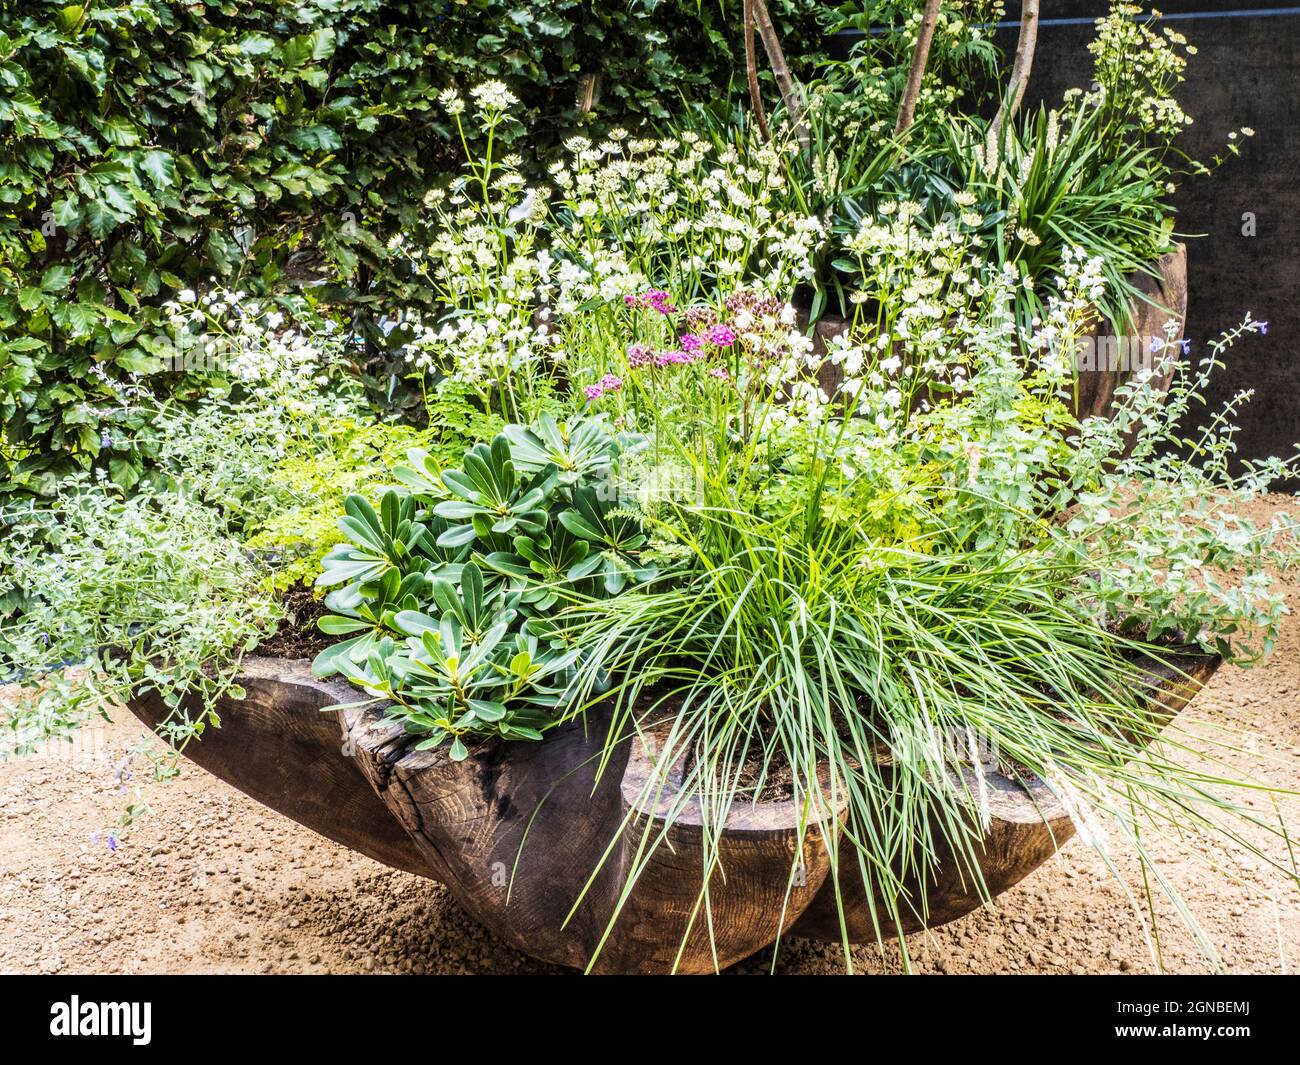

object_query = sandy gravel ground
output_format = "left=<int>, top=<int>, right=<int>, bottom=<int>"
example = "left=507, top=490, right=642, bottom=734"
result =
left=2, top=499, right=1299, bottom=976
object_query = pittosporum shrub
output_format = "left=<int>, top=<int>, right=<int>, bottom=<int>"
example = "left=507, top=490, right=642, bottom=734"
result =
left=314, top=413, right=657, bottom=755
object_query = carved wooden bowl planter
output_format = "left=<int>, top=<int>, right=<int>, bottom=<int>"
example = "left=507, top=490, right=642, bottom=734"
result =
left=126, top=643, right=1220, bottom=974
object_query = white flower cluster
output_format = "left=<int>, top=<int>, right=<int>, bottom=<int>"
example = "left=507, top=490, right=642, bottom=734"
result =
left=392, top=94, right=827, bottom=411
left=551, top=130, right=824, bottom=297
left=1089, top=4, right=1193, bottom=139
left=845, top=198, right=991, bottom=346
left=160, top=286, right=345, bottom=415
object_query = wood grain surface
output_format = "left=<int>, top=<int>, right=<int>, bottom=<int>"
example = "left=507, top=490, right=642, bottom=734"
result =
left=128, top=645, right=1220, bottom=973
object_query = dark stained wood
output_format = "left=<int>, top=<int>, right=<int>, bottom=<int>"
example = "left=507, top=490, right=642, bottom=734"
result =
left=790, top=647, right=1222, bottom=942
left=124, top=658, right=428, bottom=876
left=129, top=647, right=1220, bottom=973
left=336, top=701, right=635, bottom=971
left=1071, top=244, right=1189, bottom=437
left=337, top=706, right=847, bottom=974
left=600, top=723, right=846, bottom=973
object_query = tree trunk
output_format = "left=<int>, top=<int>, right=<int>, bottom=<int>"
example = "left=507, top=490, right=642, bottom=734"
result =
left=990, top=0, right=1040, bottom=140
left=577, top=73, right=602, bottom=115
left=743, top=0, right=771, bottom=142
left=895, top=0, right=944, bottom=134
left=750, top=0, right=806, bottom=142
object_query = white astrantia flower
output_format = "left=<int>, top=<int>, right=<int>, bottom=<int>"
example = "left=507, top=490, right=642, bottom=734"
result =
left=438, top=87, right=464, bottom=115
left=469, top=80, right=516, bottom=112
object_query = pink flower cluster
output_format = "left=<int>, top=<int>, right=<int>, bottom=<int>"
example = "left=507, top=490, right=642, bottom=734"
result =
left=624, top=289, right=676, bottom=315
left=677, top=326, right=734, bottom=352
left=620, top=290, right=738, bottom=385
left=705, top=323, right=736, bottom=346
left=626, top=341, right=701, bottom=369
left=584, top=373, right=624, bottom=402
left=652, top=349, right=696, bottom=367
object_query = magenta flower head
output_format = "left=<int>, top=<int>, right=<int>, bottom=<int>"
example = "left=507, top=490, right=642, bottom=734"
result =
left=600, top=373, right=623, bottom=392
left=706, top=323, right=737, bottom=347
left=654, top=349, right=695, bottom=367
left=680, top=333, right=703, bottom=352
left=626, top=343, right=653, bottom=368
left=626, top=289, right=677, bottom=315
left=647, top=290, right=675, bottom=314
left=583, top=384, right=604, bottom=401
left=709, top=366, right=730, bottom=381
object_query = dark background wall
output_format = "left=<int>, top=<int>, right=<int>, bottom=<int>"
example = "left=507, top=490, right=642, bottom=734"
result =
left=1005, top=2, right=1300, bottom=473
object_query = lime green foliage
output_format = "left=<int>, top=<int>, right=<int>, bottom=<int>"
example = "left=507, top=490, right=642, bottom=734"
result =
left=243, top=419, right=428, bottom=592
left=226, top=396, right=505, bottom=593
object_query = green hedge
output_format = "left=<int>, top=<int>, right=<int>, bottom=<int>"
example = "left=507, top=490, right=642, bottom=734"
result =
left=0, top=0, right=824, bottom=498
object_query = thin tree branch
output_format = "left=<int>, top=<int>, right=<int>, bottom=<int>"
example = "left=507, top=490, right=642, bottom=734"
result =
left=990, top=0, right=1040, bottom=140
left=895, top=0, right=943, bottom=134
left=743, top=0, right=771, bottom=142
left=750, top=0, right=806, bottom=143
